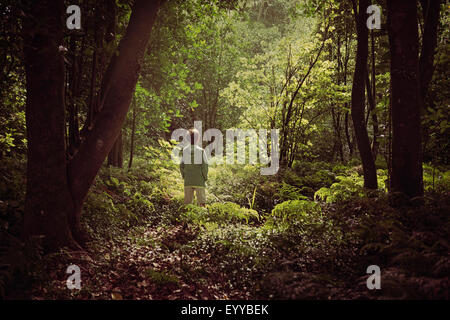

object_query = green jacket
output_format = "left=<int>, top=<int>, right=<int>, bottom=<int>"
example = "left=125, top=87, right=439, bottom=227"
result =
left=180, top=145, right=208, bottom=187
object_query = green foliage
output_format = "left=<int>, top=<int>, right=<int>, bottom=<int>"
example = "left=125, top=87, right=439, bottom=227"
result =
left=314, top=173, right=364, bottom=203
left=208, top=202, right=259, bottom=224
left=286, top=162, right=337, bottom=195
left=208, top=163, right=264, bottom=208
left=0, top=0, right=449, bottom=300
left=82, top=163, right=162, bottom=239
left=0, top=79, right=27, bottom=158
left=314, top=170, right=388, bottom=203
left=182, top=223, right=274, bottom=287
left=423, top=164, right=450, bottom=193
left=181, top=201, right=259, bottom=226
left=274, top=182, right=309, bottom=201
left=145, top=268, right=179, bottom=286
left=266, top=199, right=322, bottom=230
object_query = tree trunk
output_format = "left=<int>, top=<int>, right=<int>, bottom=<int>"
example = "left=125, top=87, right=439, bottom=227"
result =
left=351, top=0, right=377, bottom=189
left=23, top=0, right=162, bottom=251
left=345, top=110, right=354, bottom=157
left=418, top=0, right=441, bottom=159
left=128, top=99, right=137, bottom=169
left=108, top=131, right=123, bottom=168
left=387, top=0, right=423, bottom=198
left=22, top=0, right=80, bottom=251
left=365, top=71, right=379, bottom=161
left=68, top=34, right=81, bottom=158
left=419, top=0, right=441, bottom=103
left=369, top=30, right=379, bottom=160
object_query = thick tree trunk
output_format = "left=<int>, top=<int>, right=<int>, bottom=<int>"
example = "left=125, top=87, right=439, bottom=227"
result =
left=23, top=0, right=162, bottom=250
left=351, top=0, right=377, bottom=189
left=22, top=0, right=80, bottom=251
left=387, top=0, right=423, bottom=198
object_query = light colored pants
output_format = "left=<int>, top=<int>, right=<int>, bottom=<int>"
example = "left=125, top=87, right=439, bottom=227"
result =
left=184, top=186, right=206, bottom=205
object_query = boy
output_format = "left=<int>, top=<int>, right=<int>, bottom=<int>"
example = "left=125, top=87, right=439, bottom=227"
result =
left=180, top=128, right=208, bottom=206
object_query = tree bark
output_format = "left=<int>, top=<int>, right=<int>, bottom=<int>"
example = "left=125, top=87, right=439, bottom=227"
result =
left=351, top=0, right=377, bottom=189
left=369, top=30, right=379, bottom=160
left=22, top=0, right=80, bottom=251
left=365, top=71, right=379, bottom=161
left=418, top=0, right=441, bottom=159
left=129, top=99, right=137, bottom=169
left=23, top=0, right=162, bottom=250
left=68, top=34, right=81, bottom=158
left=419, top=0, right=441, bottom=103
left=108, top=131, right=123, bottom=168
left=345, top=111, right=354, bottom=157
left=387, top=0, right=423, bottom=198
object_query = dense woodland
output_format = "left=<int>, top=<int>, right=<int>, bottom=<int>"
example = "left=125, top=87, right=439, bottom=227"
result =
left=0, top=0, right=449, bottom=300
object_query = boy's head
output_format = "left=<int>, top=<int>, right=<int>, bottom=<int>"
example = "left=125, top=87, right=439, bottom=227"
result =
left=189, top=128, right=200, bottom=145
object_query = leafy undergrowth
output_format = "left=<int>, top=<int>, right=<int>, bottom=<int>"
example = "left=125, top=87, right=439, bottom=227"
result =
left=1, top=156, right=449, bottom=300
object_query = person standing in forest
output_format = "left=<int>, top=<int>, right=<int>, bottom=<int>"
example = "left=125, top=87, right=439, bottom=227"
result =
left=180, top=128, right=208, bottom=206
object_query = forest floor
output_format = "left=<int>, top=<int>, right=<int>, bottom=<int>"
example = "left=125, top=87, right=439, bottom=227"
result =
left=1, top=156, right=449, bottom=300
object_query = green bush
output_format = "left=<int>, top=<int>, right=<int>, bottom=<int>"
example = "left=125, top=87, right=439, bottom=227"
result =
left=180, top=202, right=259, bottom=226
left=265, top=199, right=322, bottom=230
left=314, top=170, right=388, bottom=203
left=208, top=202, right=259, bottom=224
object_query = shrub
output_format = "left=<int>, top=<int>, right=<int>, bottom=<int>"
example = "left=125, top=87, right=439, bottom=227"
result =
left=208, top=202, right=259, bottom=224
left=314, top=170, right=388, bottom=203
left=314, top=173, right=364, bottom=203
left=265, top=199, right=322, bottom=230
left=180, top=202, right=259, bottom=226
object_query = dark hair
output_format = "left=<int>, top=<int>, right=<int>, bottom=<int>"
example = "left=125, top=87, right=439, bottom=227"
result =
left=189, top=128, right=199, bottom=145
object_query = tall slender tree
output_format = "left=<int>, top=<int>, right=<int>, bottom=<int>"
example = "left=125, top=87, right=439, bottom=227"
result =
left=419, top=0, right=441, bottom=103
left=350, top=0, right=377, bottom=189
